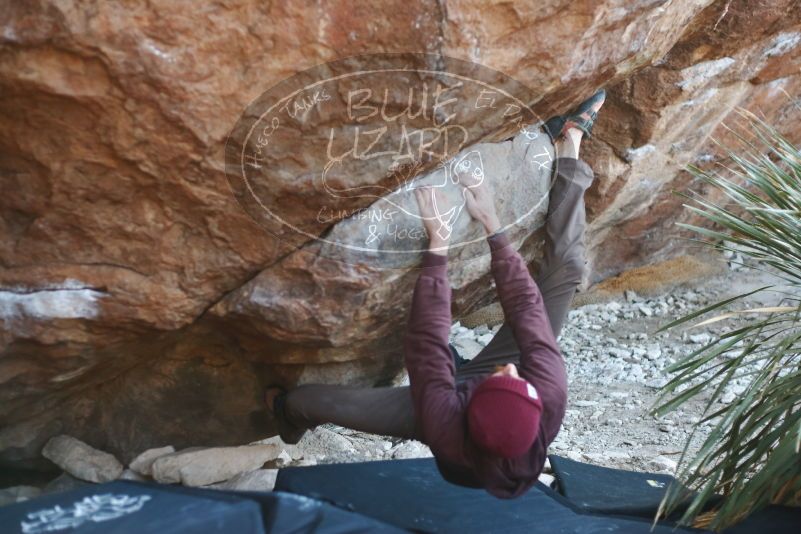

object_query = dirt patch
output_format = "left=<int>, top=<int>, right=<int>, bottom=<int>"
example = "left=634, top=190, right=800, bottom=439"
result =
left=578, top=253, right=726, bottom=304
left=461, top=252, right=726, bottom=328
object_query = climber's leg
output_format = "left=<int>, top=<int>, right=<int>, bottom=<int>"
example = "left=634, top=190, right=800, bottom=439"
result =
left=277, top=384, right=418, bottom=441
left=531, top=155, right=593, bottom=338
left=454, top=155, right=593, bottom=382
left=454, top=322, right=519, bottom=382
left=455, top=120, right=598, bottom=381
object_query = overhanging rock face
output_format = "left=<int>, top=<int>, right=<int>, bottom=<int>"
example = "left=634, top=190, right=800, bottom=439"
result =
left=1, top=0, right=800, bottom=466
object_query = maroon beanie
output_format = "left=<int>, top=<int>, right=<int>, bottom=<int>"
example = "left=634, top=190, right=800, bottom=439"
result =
left=467, top=375, right=543, bottom=458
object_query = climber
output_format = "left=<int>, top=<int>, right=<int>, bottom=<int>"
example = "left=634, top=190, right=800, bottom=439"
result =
left=265, top=89, right=606, bottom=498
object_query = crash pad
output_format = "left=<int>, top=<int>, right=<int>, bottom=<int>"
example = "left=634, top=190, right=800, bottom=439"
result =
left=548, top=454, right=695, bottom=518
left=0, top=480, right=403, bottom=534
left=275, top=457, right=700, bottom=533
left=548, top=454, right=800, bottom=534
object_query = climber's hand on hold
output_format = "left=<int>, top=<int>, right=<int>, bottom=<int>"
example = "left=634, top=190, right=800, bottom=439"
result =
left=414, top=186, right=450, bottom=255
left=461, top=182, right=501, bottom=235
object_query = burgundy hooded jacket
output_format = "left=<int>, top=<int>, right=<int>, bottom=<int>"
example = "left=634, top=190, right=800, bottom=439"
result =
left=403, top=231, right=568, bottom=499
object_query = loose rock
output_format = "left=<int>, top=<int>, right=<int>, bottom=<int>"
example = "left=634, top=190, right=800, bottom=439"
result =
left=451, top=337, right=484, bottom=360
left=42, top=473, right=86, bottom=495
left=129, top=445, right=175, bottom=477
left=0, top=486, right=41, bottom=506
left=207, top=469, right=279, bottom=492
left=42, top=435, right=123, bottom=483
left=152, top=444, right=282, bottom=487
left=649, top=456, right=678, bottom=473
left=391, top=440, right=433, bottom=460
left=538, top=473, right=556, bottom=488
left=265, top=449, right=293, bottom=468
left=119, top=469, right=147, bottom=482
left=689, top=333, right=712, bottom=345
left=476, top=333, right=495, bottom=346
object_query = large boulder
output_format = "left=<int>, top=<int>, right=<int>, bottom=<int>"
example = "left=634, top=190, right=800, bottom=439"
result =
left=1, top=0, right=800, bottom=467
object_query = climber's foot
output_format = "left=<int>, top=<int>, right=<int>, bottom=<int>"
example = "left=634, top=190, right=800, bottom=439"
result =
left=265, top=387, right=284, bottom=415
left=563, top=92, right=606, bottom=139
left=554, top=92, right=606, bottom=159
left=265, top=386, right=307, bottom=445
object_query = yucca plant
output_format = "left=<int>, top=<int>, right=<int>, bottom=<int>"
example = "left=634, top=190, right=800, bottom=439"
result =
left=652, top=108, right=801, bottom=531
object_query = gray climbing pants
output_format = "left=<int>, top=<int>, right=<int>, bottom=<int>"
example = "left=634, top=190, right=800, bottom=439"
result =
left=279, top=157, right=594, bottom=441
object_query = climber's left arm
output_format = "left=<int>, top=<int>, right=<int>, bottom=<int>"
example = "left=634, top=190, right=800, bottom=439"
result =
left=403, top=187, right=466, bottom=461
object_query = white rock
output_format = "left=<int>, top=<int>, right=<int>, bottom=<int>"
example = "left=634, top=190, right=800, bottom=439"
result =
left=391, top=440, right=433, bottom=460
left=152, top=444, right=282, bottom=487
left=268, top=449, right=293, bottom=468
left=473, top=324, right=490, bottom=336
left=624, top=144, right=656, bottom=161
left=624, top=290, right=639, bottom=303
left=119, top=469, right=147, bottom=482
left=207, top=469, right=278, bottom=492
left=538, top=473, right=555, bottom=487
left=638, top=304, right=654, bottom=317
left=608, top=347, right=632, bottom=359
left=129, top=445, right=175, bottom=476
left=645, top=378, right=668, bottom=389
left=250, top=436, right=302, bottom=460
left=451, top=337, right=484, bottom=360
left=476, top=333, right=495, bottom=346
left=42, top=435, right=123, bottom=483
left=573, top=400, right=599, bottom=407
left=0, top=486, right=41, bottom=506
left=646, top=344, right=662, bottom=360
left=649, top=456, right=678, bottom=473
left=689, top=333, right=712, bottom=345
left=43, top=473, right=85, bottom=495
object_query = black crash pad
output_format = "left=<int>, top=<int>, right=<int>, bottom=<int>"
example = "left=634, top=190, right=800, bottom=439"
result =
left=549, top=454, right=694, bottom=518
left=0, top=480, right=404, bottom=534
left=275, top=457, right=701, bottom=533
left=548, top=455, right=801, bottom=534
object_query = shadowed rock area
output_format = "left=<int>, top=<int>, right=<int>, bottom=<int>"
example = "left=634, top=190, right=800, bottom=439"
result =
left=1, top=0, right=800, bottom=468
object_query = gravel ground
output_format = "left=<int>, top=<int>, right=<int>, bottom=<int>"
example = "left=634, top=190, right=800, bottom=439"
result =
left=296, top=249, right=793, bottom=482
